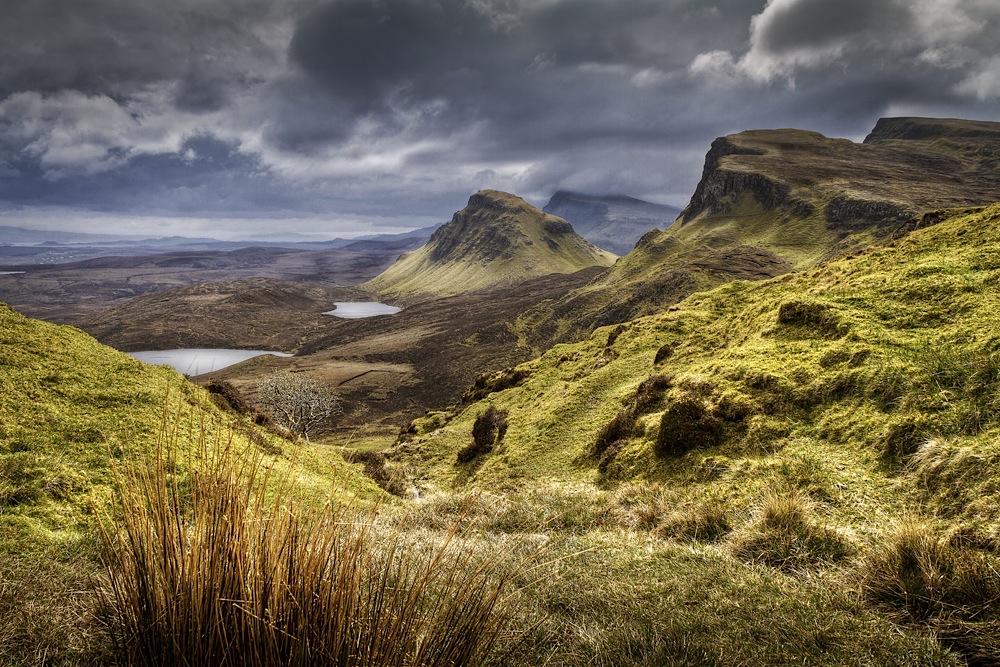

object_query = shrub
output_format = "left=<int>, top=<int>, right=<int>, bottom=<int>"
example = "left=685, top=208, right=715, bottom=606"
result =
left=606, top=324, right=627, bottom=347
left=594, top=375, right=673, bottom=457
left=256, top=372, right=341, bottom=440
left=343, top=449, right=410, bottom=497
left=204, top=380, right=253, bottom=415
left=463, top=368, right=531, bottom=402
left=777, top=300, right=846, bottom=337
left=593, top=410, right=636, bottom=457
left=653, top=342, right=674, bottom=364
left=457, top=406, right=509, bottom=463
left=655, top=395, right=723, bottom=456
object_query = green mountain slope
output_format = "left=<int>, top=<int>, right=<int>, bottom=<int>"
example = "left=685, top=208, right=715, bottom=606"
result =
left=392, top=204, right=1000, bottom=662
left=366, top=190, right=616, bottom=300
left=0, top=304, right=375, bottom=662
left=539, top=117, right=1000, bottom=334
left=402, top=203, right=1000, bottom=506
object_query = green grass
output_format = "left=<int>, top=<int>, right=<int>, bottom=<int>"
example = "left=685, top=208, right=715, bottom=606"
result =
left=9, top=202, right=1000, bottom=664
left=389, top=203, right=1000, bottom=662
left=0, top=305, right=380, bottom=665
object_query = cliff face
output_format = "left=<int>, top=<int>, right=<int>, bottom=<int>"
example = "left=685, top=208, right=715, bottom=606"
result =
left=366, top=190, right=617, bottom=301
left=543, top=191, right=681, bottom=255
left=678, top=118, right=1000, bottom=232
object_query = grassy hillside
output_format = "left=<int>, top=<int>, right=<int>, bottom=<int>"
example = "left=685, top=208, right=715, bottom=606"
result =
left=0, top=305, right=377, bottom=664
left=534, top=118, right=1000, bottom=334
left=389, top=204, right=1000, bottom=664
left=367, top=190, right=616, bottom=300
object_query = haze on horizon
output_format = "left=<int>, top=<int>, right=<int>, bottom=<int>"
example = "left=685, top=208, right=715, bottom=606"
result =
left=2, top=0, right=1000, bottom=241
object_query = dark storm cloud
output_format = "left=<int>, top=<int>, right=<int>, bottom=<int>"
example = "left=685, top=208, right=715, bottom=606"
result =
left=749, top=0, right=911, bottom=55
left=2, top=0, right=1000, bottom=238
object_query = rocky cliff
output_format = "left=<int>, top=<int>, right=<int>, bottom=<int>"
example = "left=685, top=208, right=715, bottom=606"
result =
left=523, top=117, right=1000, bottom=335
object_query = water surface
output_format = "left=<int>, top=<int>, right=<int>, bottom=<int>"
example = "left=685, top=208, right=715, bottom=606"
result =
left=324, top=302, right=401, bottom=319
left=129, top=348, right=291, bottom=375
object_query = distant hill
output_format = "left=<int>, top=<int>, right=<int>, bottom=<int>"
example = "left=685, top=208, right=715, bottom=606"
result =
left=366, top=190, right=617, bottom=300
left=0, top=224, right=438, bottom=265
left=542, top=191, right=681, bottom=255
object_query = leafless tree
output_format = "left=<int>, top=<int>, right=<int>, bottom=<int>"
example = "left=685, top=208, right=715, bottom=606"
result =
left=256, top=372, right=341, bottom=440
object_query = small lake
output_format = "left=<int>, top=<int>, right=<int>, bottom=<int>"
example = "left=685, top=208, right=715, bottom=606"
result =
left=0, top=271, right=24, bottom=275
left=128, top=349, right=292, bottom=375
left=324, top=301, right=401, bottom=319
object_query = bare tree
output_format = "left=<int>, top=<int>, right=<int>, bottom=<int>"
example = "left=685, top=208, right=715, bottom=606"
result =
left=256, top=372, right=341, bottom=440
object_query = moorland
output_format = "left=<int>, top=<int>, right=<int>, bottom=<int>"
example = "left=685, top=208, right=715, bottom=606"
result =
left=3, top=117, right=1000, bottom=666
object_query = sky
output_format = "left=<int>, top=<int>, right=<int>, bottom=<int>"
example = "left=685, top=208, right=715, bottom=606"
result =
left=2, top=0, right=1000, bottom=241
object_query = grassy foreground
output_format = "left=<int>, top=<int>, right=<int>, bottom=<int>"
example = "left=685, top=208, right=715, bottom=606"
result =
left=0, top=306, right=380, bottom=664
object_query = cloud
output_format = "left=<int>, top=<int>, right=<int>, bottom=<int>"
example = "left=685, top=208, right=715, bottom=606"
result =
left=692, top=0, right=1000, bottom=90
left=1, top=0, right=1000, bottom=239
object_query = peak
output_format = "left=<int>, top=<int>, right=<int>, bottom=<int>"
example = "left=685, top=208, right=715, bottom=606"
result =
left=467, top=190, right=528, bottom=213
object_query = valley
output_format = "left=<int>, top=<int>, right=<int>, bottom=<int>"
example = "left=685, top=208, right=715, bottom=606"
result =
left=3, top=117, right=1000, bottom=666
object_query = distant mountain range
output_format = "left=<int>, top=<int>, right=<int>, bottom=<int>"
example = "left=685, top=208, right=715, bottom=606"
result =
left=0, top=224, right=441, bottom=266
left=542, top=191, right=681, bottom=255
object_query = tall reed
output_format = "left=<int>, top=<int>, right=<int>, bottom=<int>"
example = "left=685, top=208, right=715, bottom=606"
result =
left=97, top=407, right=521, bottom=666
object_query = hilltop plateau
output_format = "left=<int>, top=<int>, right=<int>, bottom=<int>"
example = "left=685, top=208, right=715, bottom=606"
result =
left=366, top=190, right=616, bottom=300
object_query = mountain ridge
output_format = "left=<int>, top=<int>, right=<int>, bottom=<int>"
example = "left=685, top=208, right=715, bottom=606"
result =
left=530, top=116, right=1000, bottom=334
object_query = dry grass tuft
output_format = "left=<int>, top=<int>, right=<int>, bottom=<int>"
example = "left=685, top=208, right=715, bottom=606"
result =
left=858, top=518, right=1000, bottom=621
left=98, top=414, right=523, bottom=667
left=729, top=488, right=852, bottom=571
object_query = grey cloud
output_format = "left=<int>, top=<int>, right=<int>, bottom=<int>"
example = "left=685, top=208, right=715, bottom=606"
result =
left=750, top=0, right=911, bottom=55
left=3, top=0, right=1000, bottom=239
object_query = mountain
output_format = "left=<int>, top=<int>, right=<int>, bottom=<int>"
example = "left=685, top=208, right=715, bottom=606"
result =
left=542, top=191, right=681, bottom=255
left=532, top=117, right=1000, bottom=332
left=366, top=190, right=617, bottom=300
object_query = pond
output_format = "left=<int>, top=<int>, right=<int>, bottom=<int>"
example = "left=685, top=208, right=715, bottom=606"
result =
left=324, top=301, right=401, bottom=319
left=128, top=349, right=292, bottom=375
